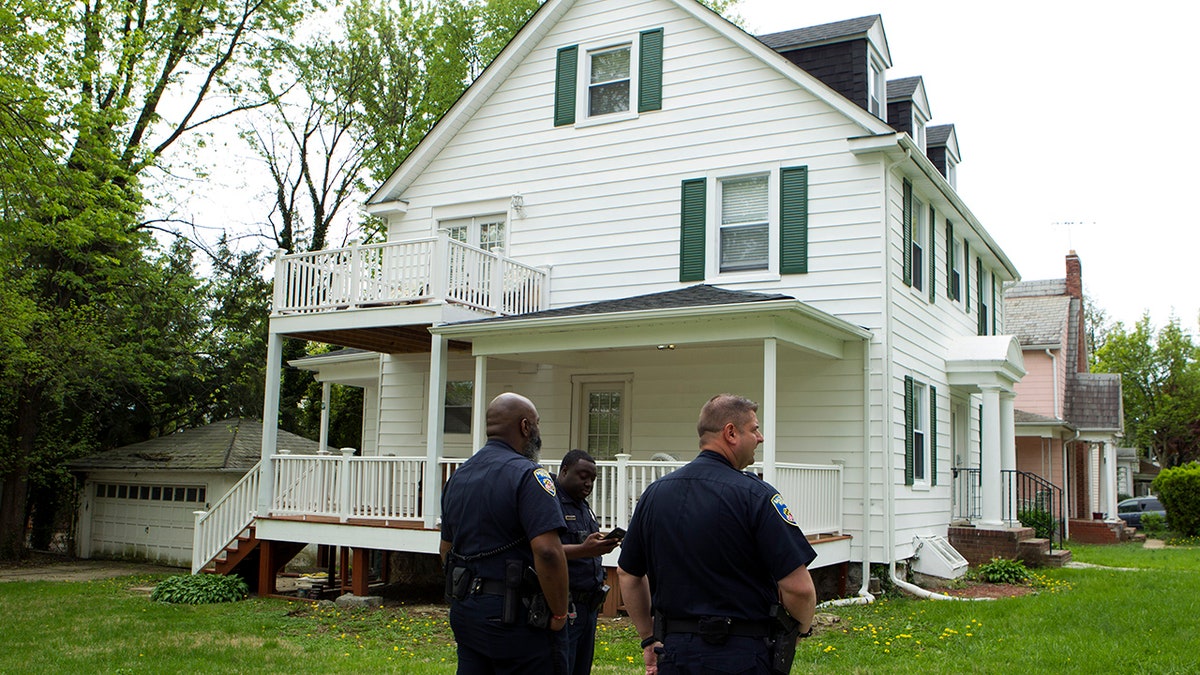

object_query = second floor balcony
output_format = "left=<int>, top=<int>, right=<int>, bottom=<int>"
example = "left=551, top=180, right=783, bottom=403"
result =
left=271, top=233, right=549, bottom=321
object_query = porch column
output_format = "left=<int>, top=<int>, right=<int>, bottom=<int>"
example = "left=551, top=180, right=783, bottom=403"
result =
left=472, top=355, right=489, bottom=454
left=319, top=381, right=332, bottom=453
left=1000, top=391, right=1017, bottom=525
left=424, top=333, right=449, bottom=529
left=1102, top=440, right=1120, bottom=522
left=258, top=332, right=284, bottom=516
left=762, top=337, right=778, bottom=485
left=978, top=386, right=1004, bottom=527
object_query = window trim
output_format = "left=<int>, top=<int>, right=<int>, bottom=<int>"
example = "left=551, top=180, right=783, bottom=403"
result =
left=868, top=56, right=886, bottom=119
left=911, top=195, right=926, bottom=292
left=575, top=35, right=641, bottom=128
left=706, top=164, right=781, bottom=281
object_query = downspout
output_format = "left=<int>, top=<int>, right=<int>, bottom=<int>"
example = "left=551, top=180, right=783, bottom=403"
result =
left=819, top=337, right=875, bottom=607
left=1046, top=349, right=1058, bottom=419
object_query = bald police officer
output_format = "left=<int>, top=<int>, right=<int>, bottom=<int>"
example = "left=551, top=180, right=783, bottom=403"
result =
left=618, top=394, right=817, bottom=674
left=440, top=393, right=570, bottom=674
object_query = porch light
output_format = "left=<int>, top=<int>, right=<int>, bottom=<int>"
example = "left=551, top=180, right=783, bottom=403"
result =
left=657, top=344, right=675, bottom=351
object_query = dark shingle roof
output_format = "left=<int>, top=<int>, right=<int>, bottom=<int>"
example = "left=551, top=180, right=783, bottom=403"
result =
left=452, top=285, right=794, bottom=325
left=756, top=15, right=881, bottom=51
left=1004, top=295, right=1070, bottom=347
left=69, top=418, right=320, bottom=472
left=887, top=76, right=920, bottom=100
left=927, top=124, right=953, bottom=146
left=1065, top=373, right=1123, bottom=431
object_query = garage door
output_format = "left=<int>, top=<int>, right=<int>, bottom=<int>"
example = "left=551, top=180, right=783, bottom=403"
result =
left=90, top=482, right=208, bottom=567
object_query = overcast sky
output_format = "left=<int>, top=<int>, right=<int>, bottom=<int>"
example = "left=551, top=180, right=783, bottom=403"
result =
left=737, top=0, right=1200, bottom=331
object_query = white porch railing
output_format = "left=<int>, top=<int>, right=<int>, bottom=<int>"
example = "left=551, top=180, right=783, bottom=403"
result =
left=265, top=452, right=843, bottom=537
left=191, top=460, right=261, bottom=574
left=272, top=233, right=548, bottom=316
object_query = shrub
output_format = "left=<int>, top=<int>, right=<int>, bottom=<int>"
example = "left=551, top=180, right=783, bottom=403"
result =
left=1018, top=507, right=1057, bottom=541
left=1152, top=462, right=1200, bottom=536
left=1139, top=512, right=1167, bottom=537
left=977, top=558, right=1030, bottom=584
left=151, top=574, right=248, bottom=604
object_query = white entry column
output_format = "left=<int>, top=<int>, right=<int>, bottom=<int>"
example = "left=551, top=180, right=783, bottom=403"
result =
left=1000, top=391, right=1017, bottom=525
left=1102, top=440, right=1120, bottom=522
left=424, top=334, right=449, bottom=529
left=979, top=386, right=1004, bottom=527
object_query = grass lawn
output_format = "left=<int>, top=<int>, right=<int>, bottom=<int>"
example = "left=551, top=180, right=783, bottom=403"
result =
left=2, top=542, right=1199, bottom=673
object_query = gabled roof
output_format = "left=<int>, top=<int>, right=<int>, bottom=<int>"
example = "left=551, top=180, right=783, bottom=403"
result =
left=887, top=75, right=930, bottom=121
left=756, top=15, right=887, bottom=59
left=69, top=418, right=319, bottom=473
left=369, top=0, right=896, bottom=205
left=926, top=124, right=959, bottom=162
left=1004, top=295, right=1070, bottom=347
left=450, top=284, right=793, bottom=325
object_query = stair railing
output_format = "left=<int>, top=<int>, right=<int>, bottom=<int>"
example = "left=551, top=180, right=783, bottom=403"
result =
left=1001, top=469, right=1065, bottom=549
left=192, top=461, right=261, bottom=574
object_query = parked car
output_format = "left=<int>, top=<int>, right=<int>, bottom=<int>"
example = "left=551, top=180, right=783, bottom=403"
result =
left=1116, top=496, right=1166, bottom=528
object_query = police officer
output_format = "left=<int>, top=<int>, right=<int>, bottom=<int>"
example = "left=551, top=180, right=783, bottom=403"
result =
left=556, top=449, right=621, bottom=674
left=617, top=394, right=817, bottom=674
left=440, top=392, right=570, bottom=674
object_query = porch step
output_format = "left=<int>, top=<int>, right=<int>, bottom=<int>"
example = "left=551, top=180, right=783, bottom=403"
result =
left=1068, top=519, right=1130, bottom=545
left=1041, top=548, right=1072, bottom=568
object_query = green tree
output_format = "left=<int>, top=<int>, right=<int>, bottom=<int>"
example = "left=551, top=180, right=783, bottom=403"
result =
left=0, top=0, right=303, bottom=558
left=1094, top=315, right=1200, bottom=468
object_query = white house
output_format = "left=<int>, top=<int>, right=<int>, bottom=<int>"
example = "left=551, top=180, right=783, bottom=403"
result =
left=196, top=0, right=1040, bottom=597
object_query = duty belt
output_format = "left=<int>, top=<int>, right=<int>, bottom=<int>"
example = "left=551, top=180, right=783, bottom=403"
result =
left=469, top=577, right=507, bottom=596
left=661, top=616, right=773, bottom=639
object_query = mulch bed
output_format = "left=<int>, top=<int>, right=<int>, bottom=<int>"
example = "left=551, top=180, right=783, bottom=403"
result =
left=941, top=582, right=1034, bottom=599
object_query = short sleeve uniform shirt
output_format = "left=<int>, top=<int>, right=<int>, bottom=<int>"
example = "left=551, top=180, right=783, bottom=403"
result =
left=618, top=451, right=817, bottom=620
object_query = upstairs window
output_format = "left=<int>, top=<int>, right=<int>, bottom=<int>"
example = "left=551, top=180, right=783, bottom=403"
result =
left=977, top=258, right=990, bottom=336
left=555, top=29, right=663, bottom=127
left=588, top=45, right=631, bottom=116
left=911, top=195, right=926, bottom=291
left=946, top=222, right=962, bottom=302
left=719, top=174, right=769, bottom=273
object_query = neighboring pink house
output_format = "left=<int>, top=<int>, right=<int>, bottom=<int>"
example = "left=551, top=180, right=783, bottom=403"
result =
left=1004, top=252, right=1126, bottom=544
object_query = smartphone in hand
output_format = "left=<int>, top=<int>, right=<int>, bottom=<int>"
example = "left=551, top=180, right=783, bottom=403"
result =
left=601, top=527, right=626, bottom=541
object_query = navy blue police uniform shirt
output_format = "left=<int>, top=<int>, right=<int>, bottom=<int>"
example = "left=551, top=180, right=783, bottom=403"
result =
left=618, top=450, right=817, bottom=620
left=441, top=440, right=566, bottom=581
left=557, top=487, right=604, bottom=592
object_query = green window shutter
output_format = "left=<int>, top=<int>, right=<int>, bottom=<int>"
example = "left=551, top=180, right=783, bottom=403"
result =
left=928, top=205, right=936, bottom=304
left=963, top=241, right=970, bottom=311
left=945, top=222, right=955, bottom=299
left=976, top=258, right=985, bottom=335
left=902, top=179, right=913, bottom=287
left=991, top=273, right=998, bottom=335
left=638, top=29, right=663, bottom=113
left=679, top=178, right=706, bottom=282
left=780, top=166, right=808, bottom=274
left=930, top=385, right=938, bottom=486
left=554, top=45, right=578, bottom=127
left=904, top=375, right=915, bottom=486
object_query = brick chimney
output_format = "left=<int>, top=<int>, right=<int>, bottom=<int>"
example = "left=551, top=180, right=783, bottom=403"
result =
left=1065, top=250, right=1082, bottom=299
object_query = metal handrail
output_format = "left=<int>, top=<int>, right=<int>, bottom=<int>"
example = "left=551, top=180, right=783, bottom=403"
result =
left=1003, top=469, right=1065, bottom=549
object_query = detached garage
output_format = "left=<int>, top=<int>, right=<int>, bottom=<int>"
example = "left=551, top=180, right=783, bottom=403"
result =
left=70, top=418, right=319, bottom=567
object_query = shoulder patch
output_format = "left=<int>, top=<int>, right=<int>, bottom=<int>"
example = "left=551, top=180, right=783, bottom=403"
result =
left=771, top=494, right=798, bottom=527
left=534, top=467, right=557, bottom=496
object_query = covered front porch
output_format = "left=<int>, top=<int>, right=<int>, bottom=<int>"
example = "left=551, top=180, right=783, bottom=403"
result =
left=221, top=286, right=874, bottom=594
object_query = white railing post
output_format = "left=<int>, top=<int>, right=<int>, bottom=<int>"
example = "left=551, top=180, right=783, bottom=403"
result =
left=616, top=453, right=631, bottom=527
left=348, top=239, right=362, bottom=308
left=271, top=248, right=287, bottom=313
left=432, top=230, right=451, bottom=298
left=339, top=447, right=354, bottom=522
left=490, top=254, right=505, bottom=315
left=192, top=510, right=207, bottom=574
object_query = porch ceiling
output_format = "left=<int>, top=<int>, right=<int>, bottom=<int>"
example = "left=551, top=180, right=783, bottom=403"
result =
left=432, top=299, right=871, bottom=360
left=287, top=326, right=470, bottom=354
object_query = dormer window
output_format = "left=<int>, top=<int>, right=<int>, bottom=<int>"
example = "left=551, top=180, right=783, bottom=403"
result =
left=945, top=157, right=957, bottom=189
left=913, top=112, right=927, bottom=151
left=588, top=45, right=631, bottom=116
left=868, top=58, right=886, bottom=119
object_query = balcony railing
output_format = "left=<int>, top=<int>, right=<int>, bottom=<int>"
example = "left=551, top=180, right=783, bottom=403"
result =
left=268, top=452, right=844, bottom=536
left=272, top=232, right=548, bottom=317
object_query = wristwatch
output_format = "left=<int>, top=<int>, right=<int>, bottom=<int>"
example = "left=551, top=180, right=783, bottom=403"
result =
left=640, top=635, right=658, bottom=649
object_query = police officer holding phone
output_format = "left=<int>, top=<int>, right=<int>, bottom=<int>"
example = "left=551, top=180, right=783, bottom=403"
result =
left=618, top=394, right=817, bottom=675
left=440, top=393, right=570, bottom=674
left=556, top=449, right=621, bottom=674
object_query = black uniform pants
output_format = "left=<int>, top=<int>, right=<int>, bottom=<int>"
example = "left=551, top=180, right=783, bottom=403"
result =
left=449, top=594, right=568, bottom=674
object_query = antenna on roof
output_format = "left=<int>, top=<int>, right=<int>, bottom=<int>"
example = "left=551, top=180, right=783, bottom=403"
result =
left=1050, top=220, right=1094, bottom=249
